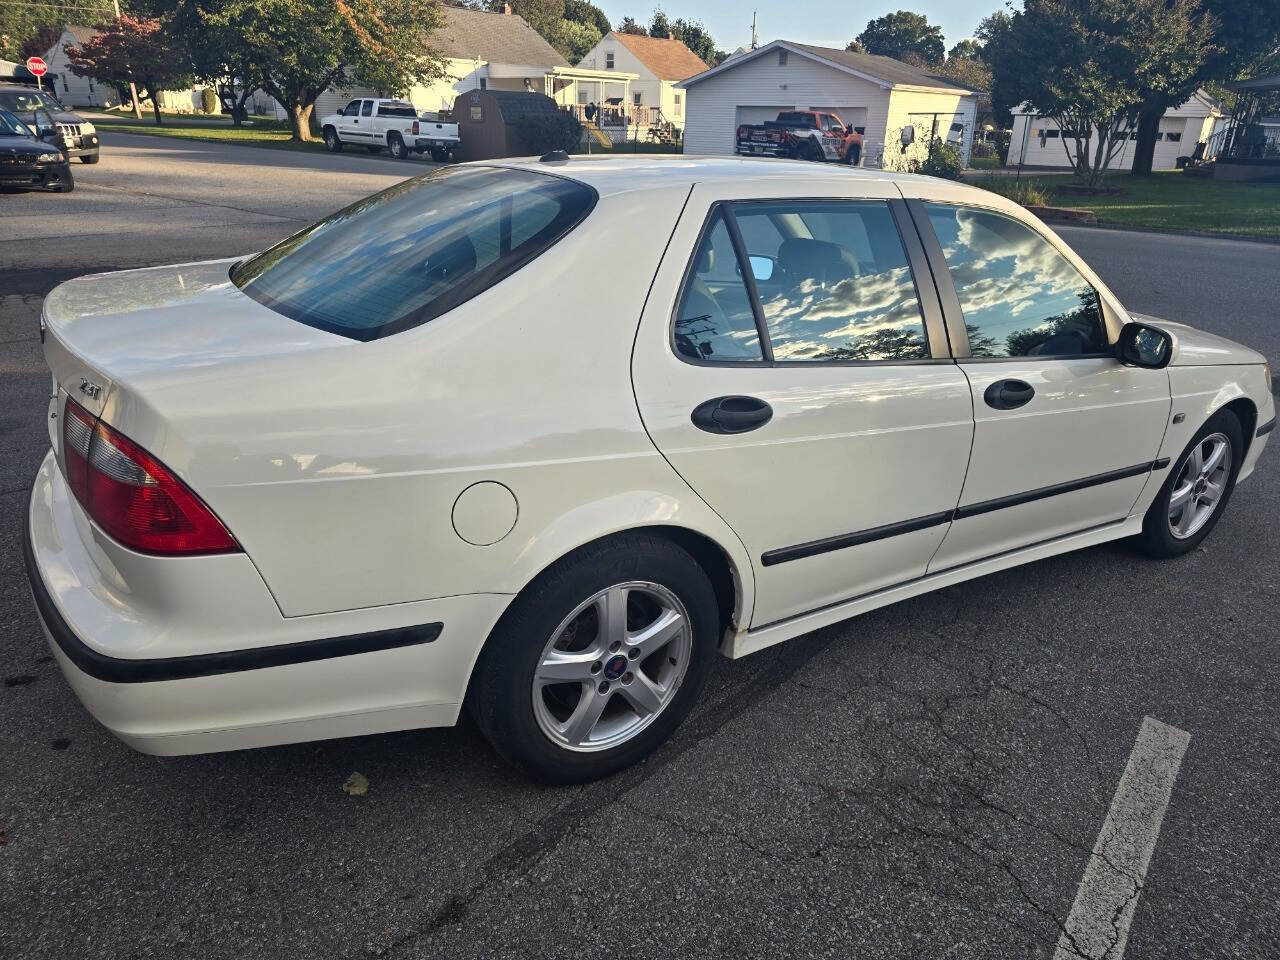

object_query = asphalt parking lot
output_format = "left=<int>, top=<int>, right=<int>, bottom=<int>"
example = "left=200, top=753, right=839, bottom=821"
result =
left=1, top=135, right=1278, bottom=959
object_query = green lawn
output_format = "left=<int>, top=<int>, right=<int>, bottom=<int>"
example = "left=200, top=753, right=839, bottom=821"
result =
left=968, top=154, right=1002, bottom=170
left=982, top=171, right=1280, bottom=239
left=95, top=120, right=329, bottom=152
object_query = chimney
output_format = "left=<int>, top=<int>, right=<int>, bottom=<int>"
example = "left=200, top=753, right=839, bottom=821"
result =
left=503, top=3, right=512, bottom=13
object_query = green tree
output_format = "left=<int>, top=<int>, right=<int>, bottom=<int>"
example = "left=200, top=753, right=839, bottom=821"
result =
left=933, top=55, right=991, bottom=93
left=617, top=16, right=646, bottom=35
left=164, top=0, right=264, bottom=125
left=501, top=0, right=564, bottom=38
left=66, top=14, right=194, bottom=124
left=648, top=10, right=671, bottom=38
left=948, top=38, right=982, bottom=61
left=855, top=11, right=945, bottom=64
left=549, top=17, right=601, bottom=60
left=180, top=0, right=445, bottom=141
left=563, top=0, right=610, bottom=36
left=992, top=0, right=1212, bottom=185
left=670, top=18, right=717, bottom=66
left=1, top=2, right=111, bottom=62
left=1130, top=0, right=1280, bottom=175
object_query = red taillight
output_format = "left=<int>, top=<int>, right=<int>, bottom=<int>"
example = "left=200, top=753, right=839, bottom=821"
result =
left=412, top=120, right=419, bottom=135
left=61, top=397, right=239, bottom=556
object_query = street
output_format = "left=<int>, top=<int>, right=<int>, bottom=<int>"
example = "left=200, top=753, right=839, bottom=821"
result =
left=1, top=134, right=1278, bottom=959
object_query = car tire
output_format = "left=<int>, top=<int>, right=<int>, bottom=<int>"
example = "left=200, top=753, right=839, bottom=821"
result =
left=53, top=165, right=74, bottom=193
left=468, top=533, right=720, bottom=783
left=80, top=152, right=99, bottom=164
left=323, top=127, right=342, bottom=152
left=1136, top=408, right=1244, bottom=559
left=387, top=133, right=407, bottom=160
left=430, top=147, right=448, bottom=163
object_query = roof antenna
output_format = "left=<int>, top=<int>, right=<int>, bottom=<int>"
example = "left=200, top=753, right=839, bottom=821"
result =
left=750, top=10, right=758, bottom=50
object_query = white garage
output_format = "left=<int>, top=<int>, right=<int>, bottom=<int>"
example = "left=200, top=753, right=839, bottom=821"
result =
left=679, top=39, right=979, bottom=169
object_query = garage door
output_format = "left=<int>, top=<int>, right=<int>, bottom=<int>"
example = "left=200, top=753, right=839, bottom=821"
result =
left=821, top=106, right=868, bottom=129
left=735, top=105, right=793, bottom=128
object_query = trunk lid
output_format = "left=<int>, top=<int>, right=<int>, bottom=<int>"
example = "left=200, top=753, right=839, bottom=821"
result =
left=41, top=259, right=344, bottom=418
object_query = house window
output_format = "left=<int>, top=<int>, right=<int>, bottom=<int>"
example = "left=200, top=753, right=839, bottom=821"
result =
left=1166, top=131, right=1182, bottom=143
left=606, top=52, right=614, bottom=69
left=778, top=49, right=788, bottom=66
left=63, top=76, right=69, bottom=92
left=633, top=92, right=642, bottom=106
left=674, top=93, right=682, bottom=116
left=479, top=78, right=487, bottom=89
left=1044, top=129, right=1059, bottom=139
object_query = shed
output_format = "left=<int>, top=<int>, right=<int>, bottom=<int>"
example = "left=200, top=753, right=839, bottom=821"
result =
left=454, top=88, right=563, bottom=161
left=677, top=39, right=980, bottom=168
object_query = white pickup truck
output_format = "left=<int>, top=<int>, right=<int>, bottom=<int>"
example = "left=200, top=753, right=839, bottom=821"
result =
left=319, top=98, right=460, bottom=162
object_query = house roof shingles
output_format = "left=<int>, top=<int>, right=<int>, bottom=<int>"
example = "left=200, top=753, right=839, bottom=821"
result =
left=790, top=43, right=976, bottom=93
left=63, top=25, right=99, bottom=46
left=431, top=6, right=568, bottom=68
left=613, top=32, right=709, bottom=81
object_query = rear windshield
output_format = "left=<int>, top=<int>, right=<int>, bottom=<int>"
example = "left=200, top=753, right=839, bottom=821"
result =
left=231, top=166, right=596, bottom=340
left=776, top=112, right=816, bottom=128
left=378, top=103, right=417, bottom=117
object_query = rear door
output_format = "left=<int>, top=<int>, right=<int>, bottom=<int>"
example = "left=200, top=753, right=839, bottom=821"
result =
left=632, top=178, right=975, bottom=628
left=904, top=195, right=1171, bottom=571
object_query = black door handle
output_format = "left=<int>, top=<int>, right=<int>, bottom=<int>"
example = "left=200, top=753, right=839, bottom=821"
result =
left=983, top=379, right=1035, bottom=410
left=691, top=396, right=773, bottom=434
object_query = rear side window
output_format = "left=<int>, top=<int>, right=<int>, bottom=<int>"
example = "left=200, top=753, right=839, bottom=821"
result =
left=378, top=103, right=417, bottom=118
left=924, top=203, right=1107, bottom=358
left=673, top=201, right=930, bottom=364
left=231, top=167, right=596, bottom=340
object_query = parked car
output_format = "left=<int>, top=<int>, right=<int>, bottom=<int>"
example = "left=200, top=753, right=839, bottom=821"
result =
left=319, top=98, right=460, bottom=161
left=736, top=110, right=864, bottom=164
left=0, top=85, right=99, bottom=164
left=0, top=108, right=73, bottom=192
left=25, top=158, right=1274, bottom=782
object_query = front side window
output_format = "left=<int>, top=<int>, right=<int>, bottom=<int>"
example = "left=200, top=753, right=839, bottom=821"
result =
left=734, top=202, right=929, bottom=362
left=674, top=211, right=763, bottom=362
left=232, top=167, right=596, bottom=340
left=342, top=100, right=360, bottom=116
left=925, top=203, right=1107, bottom=358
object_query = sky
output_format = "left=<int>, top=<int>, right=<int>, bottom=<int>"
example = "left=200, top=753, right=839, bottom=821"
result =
left=592, top=1, right=1007, bottom=54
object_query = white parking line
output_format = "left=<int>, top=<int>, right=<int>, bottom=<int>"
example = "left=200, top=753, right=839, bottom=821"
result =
left=1052, top=716, right=1191, bottom=960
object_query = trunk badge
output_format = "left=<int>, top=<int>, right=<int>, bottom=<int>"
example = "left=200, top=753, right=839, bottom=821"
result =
left=79, top=377, right=102, bottom=399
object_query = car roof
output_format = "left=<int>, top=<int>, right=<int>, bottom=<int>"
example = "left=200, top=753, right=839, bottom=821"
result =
left=485, top=155, right=1006, bottom=205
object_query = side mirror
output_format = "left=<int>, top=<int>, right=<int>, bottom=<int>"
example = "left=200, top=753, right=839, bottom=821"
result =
left=1116, top=321, right=1173, bottom=369
left=737, top=255, right=775, bottom=282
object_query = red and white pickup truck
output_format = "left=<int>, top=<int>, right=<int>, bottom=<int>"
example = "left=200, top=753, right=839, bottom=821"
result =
left=735, top=110, right=864, bottom=165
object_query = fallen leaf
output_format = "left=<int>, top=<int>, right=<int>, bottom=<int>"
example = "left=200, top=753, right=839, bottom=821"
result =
left=342, top=772, right=369, bottom=797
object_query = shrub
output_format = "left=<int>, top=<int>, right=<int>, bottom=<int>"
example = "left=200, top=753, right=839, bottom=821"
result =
left=974, top=176, right=1051, bottom=207
left=914, top=140, right=964, bottom=180
left=200, top=87, right=218, bottom=114
left=515, top=111, right=583, bottom=155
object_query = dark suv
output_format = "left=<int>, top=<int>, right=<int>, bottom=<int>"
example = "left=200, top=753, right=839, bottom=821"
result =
left=0, top=84, right=100, bottom=164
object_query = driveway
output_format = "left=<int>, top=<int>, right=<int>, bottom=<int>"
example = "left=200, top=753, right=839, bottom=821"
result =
left=1, top=139, right=1277, bottom=959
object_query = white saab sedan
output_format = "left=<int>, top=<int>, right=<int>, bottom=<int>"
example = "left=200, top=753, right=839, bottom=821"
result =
left=26, top=157, right=1274, bottom=782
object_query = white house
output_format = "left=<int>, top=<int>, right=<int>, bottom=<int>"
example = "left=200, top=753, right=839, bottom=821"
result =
left=293, top=6, right=621, bottom=121
left=1006, top=91, right=1224, bottom=170
left=575, top=32, right=711, bottom=130
left=42, top=24, right=218, bottom=113
left=42, top=25, right=110, bottom=107
left=677, top=39, right=980, bottom=168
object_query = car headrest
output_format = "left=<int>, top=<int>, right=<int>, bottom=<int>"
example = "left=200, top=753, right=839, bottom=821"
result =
left=777, top=237, right=857, bottom=283
left=696, top=247, right=715, bottom=274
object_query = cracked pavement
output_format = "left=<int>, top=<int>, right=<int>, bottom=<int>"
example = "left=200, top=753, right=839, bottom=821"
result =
left=2, top=137, right=1278, bottom=959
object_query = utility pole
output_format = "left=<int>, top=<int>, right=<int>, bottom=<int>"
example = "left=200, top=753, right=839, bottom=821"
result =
left=750, top=11, right=758, bottom=50
left=111, top=0, right=143, bottom=120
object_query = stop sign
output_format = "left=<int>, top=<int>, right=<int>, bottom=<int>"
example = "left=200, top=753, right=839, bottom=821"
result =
left=26, top=56, right=47, bottom=77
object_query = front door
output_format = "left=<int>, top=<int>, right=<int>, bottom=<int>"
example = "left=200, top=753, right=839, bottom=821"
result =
left=337, top=100, right=363, bottom=140
left=910, top=199, right=1172, bottom=571
left=632, top=180, right=975, bottom=628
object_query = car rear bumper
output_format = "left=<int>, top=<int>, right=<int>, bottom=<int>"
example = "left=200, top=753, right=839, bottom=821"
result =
left=24, top=450, right=510, bottom=755
left=414, top=138, right=455, bottom=150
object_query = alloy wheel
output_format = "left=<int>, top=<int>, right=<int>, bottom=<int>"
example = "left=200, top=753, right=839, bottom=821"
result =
left=1168, top=431, right=1231, bottom=539
left=532, top=581, right=692, bottom=752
